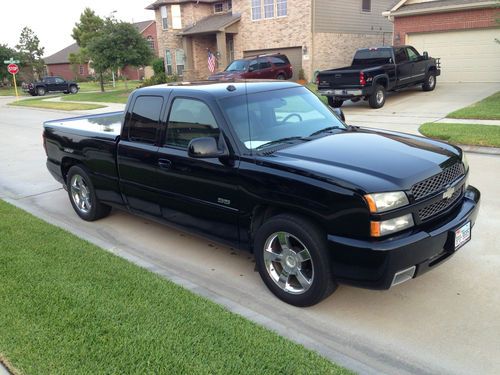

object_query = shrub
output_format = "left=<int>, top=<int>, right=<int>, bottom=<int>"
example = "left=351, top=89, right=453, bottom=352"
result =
left=152, top=58, right=165, bottom=75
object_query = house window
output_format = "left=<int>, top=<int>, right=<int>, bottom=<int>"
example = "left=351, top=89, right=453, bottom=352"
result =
left=175, top=49, right=185, bottom=77
left=165, top=50, right=173, bottom=75
left=147, top=36, right=154, bottom=50
left=160, top=5, right=168, bottom=30
left=276, top=0, right=287, bottom=17
left=251, top=0, right=261, bottom=20
left=214, top=2, right=224, bottom=13
left=362, top=0, right=371, bottom=12
left=264, top=0, right=274, bottom=18
left=227, top=0, right=232, bottom=11
left=171, top=5, right=182, bottom=29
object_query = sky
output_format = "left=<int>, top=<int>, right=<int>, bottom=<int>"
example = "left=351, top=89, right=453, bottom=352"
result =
left=0, top=0, right=154, bottom=57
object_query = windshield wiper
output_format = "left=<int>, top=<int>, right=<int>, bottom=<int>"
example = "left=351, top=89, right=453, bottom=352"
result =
left=255, top=136, right=305, bottom=150
left=308, top=126, right=344, bottom=137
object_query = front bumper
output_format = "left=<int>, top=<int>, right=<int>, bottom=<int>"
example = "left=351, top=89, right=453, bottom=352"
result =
left=328, top=185, right=480, bottom=289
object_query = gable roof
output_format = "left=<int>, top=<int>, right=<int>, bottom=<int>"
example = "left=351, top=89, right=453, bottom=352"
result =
left=44, top=20, right=156, bottom=65
left=384, top=0, right=497, bottom=17
left=179, top=13, right=241, bottom=36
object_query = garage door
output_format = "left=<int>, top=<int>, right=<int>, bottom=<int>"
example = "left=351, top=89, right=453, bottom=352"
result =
left=407, top=28, right=500, bottom=82
left=243, top=47, right=302, bottom=81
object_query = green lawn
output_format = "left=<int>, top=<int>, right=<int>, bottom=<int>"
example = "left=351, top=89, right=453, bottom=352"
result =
left=78, top=80, right=141, bottom=93
left=0, top=200, right=351, bottom=375
left=0, top=87, right=28, bottom=97
left=419, top=122, right=500, bottom=148
left=447, top=91, right=500, bottom=120
left=61, top=89, right=132, bottom=104
left=8, top=97, right=105, bottom=111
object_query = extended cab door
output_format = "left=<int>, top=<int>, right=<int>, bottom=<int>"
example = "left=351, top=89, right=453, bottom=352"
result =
left=394, top=47, right=412, bottom=86
left=43, top=77, right=56, bottom=91
left=54, top=77, right=67, bottom=91
left=117, top=94, right=167, bottom=216
left=155, top=94, right=240, bottom=244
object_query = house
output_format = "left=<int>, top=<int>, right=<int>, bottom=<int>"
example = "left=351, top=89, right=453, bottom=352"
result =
left=384, top=0, right=500, bottom=82
left=44, top=20, right=158, bottom=81
left=146, top=0, right=394, bottom=81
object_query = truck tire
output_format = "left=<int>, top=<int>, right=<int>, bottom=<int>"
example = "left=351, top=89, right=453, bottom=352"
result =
left=67, top=165, right=111, bottom=221
left=422, top=72, right=436, bottom=92
left=327, top=97, right=344, bottom=108
left=37, top=87, right=46, bottom=96
left=368, top=84, right=386, bottom=109
left=70, top=85, right=79, bottom=94
left=254, top=214, right=337, bottom=307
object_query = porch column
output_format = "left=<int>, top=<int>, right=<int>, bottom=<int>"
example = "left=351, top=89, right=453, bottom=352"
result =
left=182, top=36, right=194, bottom=71
left=216, top=31, right=227, bottom=70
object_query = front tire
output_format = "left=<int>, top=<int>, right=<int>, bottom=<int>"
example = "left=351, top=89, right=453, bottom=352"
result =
left=69, top=85, right=79, bottom=94
left=422, top=72, right=436, bottom=91
left=327, top=97, right=344, bottom=108
left=67, top=165, right=111, bottom=221
left=368, top=84, right=386, bottom=109
left=254, top=214, right=337, bottom=307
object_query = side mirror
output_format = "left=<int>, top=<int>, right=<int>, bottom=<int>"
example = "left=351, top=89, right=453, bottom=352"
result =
left=423, top=51, right=429, bottom=60
left=332, top=107, right=345, bottom=122
left=188, top=137, right=228, bottom=158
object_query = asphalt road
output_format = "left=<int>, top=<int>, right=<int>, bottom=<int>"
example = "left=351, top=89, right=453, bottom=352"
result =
left=1, top=84, right=499, bottom=375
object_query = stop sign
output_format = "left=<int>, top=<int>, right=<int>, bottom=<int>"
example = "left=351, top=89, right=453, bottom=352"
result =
left=7, top=63, right=19, bottom=75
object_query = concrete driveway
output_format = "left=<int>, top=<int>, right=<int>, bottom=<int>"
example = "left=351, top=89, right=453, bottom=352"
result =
left=0, top=86, right=499, bottom=375
left=340, top=82, right=500, bottom=134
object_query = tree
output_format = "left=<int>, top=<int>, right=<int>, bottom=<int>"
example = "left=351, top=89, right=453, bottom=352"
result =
left=86, top=20, right=154, bottom=90
left=69, top=51, right=88, bottom=80
left=0, top=44, right=17, bottom=84
left=16, top=27, right=45, bottom=80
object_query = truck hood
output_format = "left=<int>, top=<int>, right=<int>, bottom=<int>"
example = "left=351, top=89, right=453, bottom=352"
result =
left=259, top=129, right=462, bottom=193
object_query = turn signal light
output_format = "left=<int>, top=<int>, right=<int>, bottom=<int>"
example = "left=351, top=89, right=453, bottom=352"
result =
left=360, top=72, right=366, bottom=86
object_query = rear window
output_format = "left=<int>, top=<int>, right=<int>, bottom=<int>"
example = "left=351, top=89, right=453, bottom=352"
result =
left=269, top=55, right=289, bottom=66
left=127, top=95, right=163, bottom=144
left=352, top=49, right=393, bottom=66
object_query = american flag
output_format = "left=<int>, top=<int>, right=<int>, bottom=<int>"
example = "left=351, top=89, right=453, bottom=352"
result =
left=208, top=50, right=216, bottom=73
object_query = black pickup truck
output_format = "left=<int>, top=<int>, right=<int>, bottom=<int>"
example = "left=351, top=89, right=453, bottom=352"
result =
left=43, top=81, right=479, bottom=306
left=317, top=46, right=440, bottom=109
left=23, top=76, right=79, bottom=96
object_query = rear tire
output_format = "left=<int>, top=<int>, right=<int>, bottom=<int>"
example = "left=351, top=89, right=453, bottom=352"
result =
left=422, top=72, right=436, bottom=92
left=254, top=214, right=337, bottom=307
left=276, top=74, right=285, bottom=80
left=37, top=87, right=46, bottom=96
left=327, top=97, right=344, bottom=108
left=70, top=85, right=79, bottom=94
left=67, top=165, right=111, bottom=221
left=368, top=84, right=386, bottom=109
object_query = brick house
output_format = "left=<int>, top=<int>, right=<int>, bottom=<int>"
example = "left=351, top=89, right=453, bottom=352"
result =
left=384, top=0, right=500, bottom=82
left=146, top=0, right=394, bottom=81
left=45, top=20, right=158, bottom=81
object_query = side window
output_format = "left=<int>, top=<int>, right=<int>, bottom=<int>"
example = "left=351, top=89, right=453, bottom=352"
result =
left=44, top=77, right=55, bottom=84
left=165, top=98, right=219, bottom=148
left=55, top=78, right=65, bottom=84
left=258, top=57, right=271, bottom=69
left=406, top=47, right=419, bottom=62
left=269, top=55, right=288, bottom=67
left=394, top=48, right=408, bottom=64
left=248, top=59, right=259, bottom=72
left=128, top=96, right=163, bottom=144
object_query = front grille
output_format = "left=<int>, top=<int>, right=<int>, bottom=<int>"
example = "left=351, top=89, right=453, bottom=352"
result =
left=418, top=186, right=463, bottom=221
left=411, top=163, right=465, bottom=201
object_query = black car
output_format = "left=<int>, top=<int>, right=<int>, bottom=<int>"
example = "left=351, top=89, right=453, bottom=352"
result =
left=42, top=81, right=479, bottom=306
left=317, top=46, right=440, bottom=108
left=23, top=76, right=79, bottom=96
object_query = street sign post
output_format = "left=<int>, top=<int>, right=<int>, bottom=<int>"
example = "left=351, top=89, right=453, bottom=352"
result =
left=3, top=58, right=21, bottom=100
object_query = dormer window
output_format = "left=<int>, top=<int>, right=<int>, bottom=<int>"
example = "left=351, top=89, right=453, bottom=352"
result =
left=214, top=2, right=224, bottom=13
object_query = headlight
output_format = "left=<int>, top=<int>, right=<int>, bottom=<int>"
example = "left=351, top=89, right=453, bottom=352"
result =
left=462, top=152, right=469, bottom=172
left=371, top=214, right=414, bottom=237
left=364, top=191, right=409, bottom=213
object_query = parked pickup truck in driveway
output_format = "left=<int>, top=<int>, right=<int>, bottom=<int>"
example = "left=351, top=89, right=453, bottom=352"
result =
left=43, top=81, right=479, bottom=306
left=317, top=46, right=440, bottom=109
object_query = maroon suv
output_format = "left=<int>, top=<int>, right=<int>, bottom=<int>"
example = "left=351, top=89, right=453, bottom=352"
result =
left=208, top=54, right=293, bottom=81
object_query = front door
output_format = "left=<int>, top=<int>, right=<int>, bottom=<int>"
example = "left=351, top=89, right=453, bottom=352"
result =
left=394, top=47, right=412, bottom=86
left=54, top=77, right=67, bottom=91
left=406, top=46, right=427, bottom=83
left=155, top=95, right=240, bottom=244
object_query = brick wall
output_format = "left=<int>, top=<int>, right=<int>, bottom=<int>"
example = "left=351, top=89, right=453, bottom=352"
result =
left=46, top=63, right=89, bottom=81
left=141, top=21, right=159, bottom=55
left=393, top=7, right=497, bottom=45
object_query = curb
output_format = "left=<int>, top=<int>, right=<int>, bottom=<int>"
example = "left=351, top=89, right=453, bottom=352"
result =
left=458, top=144, right=500, bottom=155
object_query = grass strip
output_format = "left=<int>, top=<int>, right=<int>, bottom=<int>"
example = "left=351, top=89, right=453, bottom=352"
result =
left=447, top=91, right=500, bottom=120
left=9, top=97, right=105, bottom=111
left=419, top=122, right=500, bottom=148
left=0, top=200, right=351, bottom=375
left=61, top=89, right=132, bottom=104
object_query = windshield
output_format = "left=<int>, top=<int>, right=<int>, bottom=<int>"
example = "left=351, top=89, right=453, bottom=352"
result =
left=220, top=86, right=346, bottom=151
left=352, top=49, right=393, bottom=66
left=225, top=60, right=249, bottom=72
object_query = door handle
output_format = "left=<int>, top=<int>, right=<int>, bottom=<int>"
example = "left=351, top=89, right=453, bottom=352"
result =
left=158, top=158, right=172, bottom=170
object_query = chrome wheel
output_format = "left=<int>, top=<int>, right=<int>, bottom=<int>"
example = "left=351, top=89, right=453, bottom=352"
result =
left=263, top=231, right=314, bottom=295
left=70, top=174, right=92, bottom=214
left=428, top=75, right=435, bottom=88
left=376, top=89, right=384, bottom=104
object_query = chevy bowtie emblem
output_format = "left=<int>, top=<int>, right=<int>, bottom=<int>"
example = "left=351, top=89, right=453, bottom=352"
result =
left=443, top=186, right=455, bottom=199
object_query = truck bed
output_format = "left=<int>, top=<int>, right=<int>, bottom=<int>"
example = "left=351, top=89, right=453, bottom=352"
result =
left=43, top=111, right=124, bottom=140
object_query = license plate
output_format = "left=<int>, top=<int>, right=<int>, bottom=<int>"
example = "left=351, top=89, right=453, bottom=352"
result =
left=454, top=222, right=471, bottom=250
